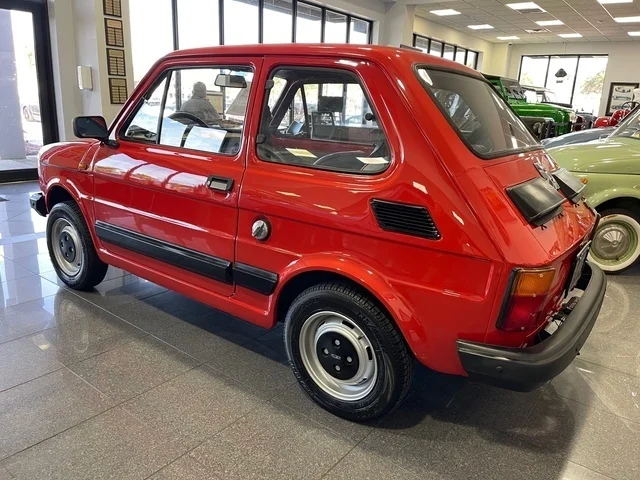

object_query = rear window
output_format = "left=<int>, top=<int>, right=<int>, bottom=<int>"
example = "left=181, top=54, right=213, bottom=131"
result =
left=417, top=68, right=538, bottom=158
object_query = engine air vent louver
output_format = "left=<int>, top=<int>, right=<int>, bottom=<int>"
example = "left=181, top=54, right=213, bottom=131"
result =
left=371, top=199, right=441, bottom=240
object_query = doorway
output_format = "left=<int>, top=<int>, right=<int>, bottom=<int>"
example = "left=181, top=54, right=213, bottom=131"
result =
left=0, top=0, right=58, bottom=183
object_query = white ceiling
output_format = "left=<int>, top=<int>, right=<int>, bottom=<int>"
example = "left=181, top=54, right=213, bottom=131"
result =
left=415, top=0, right=640, bottom=43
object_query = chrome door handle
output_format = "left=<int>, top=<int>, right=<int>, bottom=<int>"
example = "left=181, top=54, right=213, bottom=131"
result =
left=206, top=176, right=234, bottom=192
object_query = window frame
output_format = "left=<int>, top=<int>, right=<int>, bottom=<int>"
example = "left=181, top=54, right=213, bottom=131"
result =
left=163, top=0, right=373, bottom=49
left=414, top=64, right=541, bottom=161
left=412, top=33, right=479, bottom=70
left=119, top=64, right=255, bottom=157
left=517, top=54, right=609, bottom=107
left=256, top=65, right=392, bottom=175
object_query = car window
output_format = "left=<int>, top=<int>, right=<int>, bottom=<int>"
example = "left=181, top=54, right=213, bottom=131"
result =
left=122, top=77, right=168, bottom=142
left=612, top=106, right=640, bottom=140
left=417, top=68, right=538, bottom=157
left=157, top=67, right=253, bottom=155
left=257, top=67, right=389, bottom=174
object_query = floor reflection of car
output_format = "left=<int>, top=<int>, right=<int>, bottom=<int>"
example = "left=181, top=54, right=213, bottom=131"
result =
left=22, top=103, right=40, bottom=122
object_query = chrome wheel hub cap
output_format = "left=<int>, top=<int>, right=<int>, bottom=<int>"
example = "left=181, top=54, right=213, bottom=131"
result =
left=299, top=311, right=377, bottom=401
left=593, top=224, right=632, bottom=260
left=51, top=218, right=83, bottom=277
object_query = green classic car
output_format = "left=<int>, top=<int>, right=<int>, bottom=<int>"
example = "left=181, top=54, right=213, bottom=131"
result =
left=549, top=106, right=640, bottom=273
left=485, top=75, right=576, bottom=138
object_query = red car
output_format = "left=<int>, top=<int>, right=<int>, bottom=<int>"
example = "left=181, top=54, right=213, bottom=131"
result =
left=31, top=45, right=605, bottom=421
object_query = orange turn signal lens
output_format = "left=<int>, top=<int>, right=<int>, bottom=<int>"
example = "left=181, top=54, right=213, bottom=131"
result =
left=581, top=177, right=588, bottom=185
left=511, top=268, right=556, bottom=297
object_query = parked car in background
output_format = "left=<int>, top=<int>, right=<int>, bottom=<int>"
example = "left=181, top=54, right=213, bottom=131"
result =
left=549, top=106, right=640, bottom=272
left=594, top=102, right=636, bottom=128
left=521, top=85, right=595, bottom=131
left=30, top=45, right=604, bottom=421
left=542, top=126, right=615, bottom=149
left=484, top=75, right=576, bottom=138
left=21, top=102, right=40, bottom=122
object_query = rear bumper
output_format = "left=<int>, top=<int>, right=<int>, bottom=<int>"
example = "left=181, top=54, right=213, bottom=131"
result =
left=30, top=192, right=47, bottom=217
left=456, top=261, right=605, bottom=392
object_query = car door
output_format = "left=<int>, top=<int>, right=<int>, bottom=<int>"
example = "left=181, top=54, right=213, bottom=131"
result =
left=91, top=58, right=262, bottom=297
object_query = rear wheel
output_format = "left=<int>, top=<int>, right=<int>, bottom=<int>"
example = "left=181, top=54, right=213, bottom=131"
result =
left=284, top=282, right=413, bottom=422
left=47, top=201, right=108, bottom=290
left=589, top=208, right=640, bottom=273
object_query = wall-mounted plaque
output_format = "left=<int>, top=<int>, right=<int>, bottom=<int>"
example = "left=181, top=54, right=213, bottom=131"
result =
left=106, top=48, right=126, bottom=76
left=103, top=0, right=122, bottom=17
left=104, top=18, right=124, bottom=47
left=109, top=78, right=128, bottom=104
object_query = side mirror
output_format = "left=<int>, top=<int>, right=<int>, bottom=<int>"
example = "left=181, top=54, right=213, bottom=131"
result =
left=73, top=116, right=109, bottom=141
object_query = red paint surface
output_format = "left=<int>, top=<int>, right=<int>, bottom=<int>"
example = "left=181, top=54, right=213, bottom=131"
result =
left=38, top=45, right=596, bottom=376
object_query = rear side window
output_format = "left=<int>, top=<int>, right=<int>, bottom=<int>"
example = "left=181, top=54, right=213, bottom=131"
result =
left=257, top=67, right=390, bottom=174
left=417, top=68, right=538, bottom=158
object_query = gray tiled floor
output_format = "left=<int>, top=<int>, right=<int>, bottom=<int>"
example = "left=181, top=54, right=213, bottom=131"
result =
left=0, top=181, right=638, bottom=480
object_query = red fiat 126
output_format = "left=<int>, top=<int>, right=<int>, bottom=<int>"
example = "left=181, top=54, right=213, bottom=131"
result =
left=32, top=45, right=605, bottom=421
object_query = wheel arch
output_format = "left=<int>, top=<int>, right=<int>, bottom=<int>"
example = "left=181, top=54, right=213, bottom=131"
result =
left=273, top=258, right=427, bottom=361
left=592, top=196, right=640, bottom=218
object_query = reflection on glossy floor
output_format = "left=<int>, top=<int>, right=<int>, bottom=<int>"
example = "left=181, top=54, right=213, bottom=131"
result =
left=0, top=181, right=638, bottom=480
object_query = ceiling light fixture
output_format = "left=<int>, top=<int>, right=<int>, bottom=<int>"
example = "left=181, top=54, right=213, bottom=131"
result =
left=558, top=33, right=583, bottom=38
left=615, top=16, right=640, bottom=23
left=629, top=31, right=640, bottom=36
left=430, top=9, right=460, bottom=16
left=536, top=20, right=564, bottom=26
left=597, top=0, right=633, bottom=4
left=506, top=2, right=546, bottom=13
left=468, top=24, right=494, bottom=30
left=497, top=36, right=520, bottom=40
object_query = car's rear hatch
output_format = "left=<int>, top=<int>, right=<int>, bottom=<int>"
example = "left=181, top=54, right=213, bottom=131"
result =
left=458, top=148, right=596, bottom=345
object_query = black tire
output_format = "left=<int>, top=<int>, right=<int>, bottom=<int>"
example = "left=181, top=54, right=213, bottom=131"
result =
left=284, top=282, right=413, bottom=422
left=46, top=201, right=108, bottom=290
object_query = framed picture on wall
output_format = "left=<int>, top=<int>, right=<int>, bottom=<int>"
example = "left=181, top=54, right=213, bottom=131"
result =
left=606, top=82, right=639, bottom=116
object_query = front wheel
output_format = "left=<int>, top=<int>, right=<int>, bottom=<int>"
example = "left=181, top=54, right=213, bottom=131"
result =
left=47, top=201, right=108, bottom=290
left=284, top=282, right=413, bottom=422
left=589, top=208, right=640, bottom=273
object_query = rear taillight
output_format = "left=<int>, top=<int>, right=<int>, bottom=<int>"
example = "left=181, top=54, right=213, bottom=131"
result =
left=497, top=267, right=556, bottom=332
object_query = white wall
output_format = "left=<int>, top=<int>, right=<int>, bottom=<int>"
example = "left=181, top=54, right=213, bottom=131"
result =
left=413, top=16, right=498, bottom=72
left=507, top=42, right=640, bottom=116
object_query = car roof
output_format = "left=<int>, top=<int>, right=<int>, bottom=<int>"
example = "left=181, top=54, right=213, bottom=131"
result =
left=163, top=43, right=481, bottom=77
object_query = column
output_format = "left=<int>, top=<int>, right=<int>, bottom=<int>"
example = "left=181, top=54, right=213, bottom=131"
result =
left=0, top=9, right=26, bottom=159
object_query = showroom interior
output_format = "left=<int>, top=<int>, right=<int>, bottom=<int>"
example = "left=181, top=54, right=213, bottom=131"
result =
left=1, top=0, right=640, bottom=478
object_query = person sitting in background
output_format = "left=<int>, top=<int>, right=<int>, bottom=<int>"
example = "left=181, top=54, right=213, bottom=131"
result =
left=181, top=81, right=221, bottom=123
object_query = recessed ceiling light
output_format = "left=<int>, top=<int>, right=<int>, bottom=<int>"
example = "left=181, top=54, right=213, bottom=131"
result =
left=536, top=20, right=564, bottom=26
left=468, top=24, right=494, bottom=30
left=629, top=31, right=640, bottom=36
left=558, top=33, right=583, bottom=38
left=430, top=9, right=460, bottom=16
left=497, top=36, right=520, bottom=40
left=615, top=16, right=640, bottom=23
left=598, top=0, right=633, bottom=4
left=506, top=2, right=546, bottom=12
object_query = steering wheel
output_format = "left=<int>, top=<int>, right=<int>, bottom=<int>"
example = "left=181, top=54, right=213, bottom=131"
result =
left=168, top=111, right=208, bottom=128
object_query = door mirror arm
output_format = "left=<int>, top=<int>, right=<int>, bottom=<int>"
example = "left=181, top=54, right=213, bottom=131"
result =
left=102, top=138, right=120, bottom=148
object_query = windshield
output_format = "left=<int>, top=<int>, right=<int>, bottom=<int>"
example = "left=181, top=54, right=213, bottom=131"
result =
left=417, top=68, right=539, bottom=157
left=611, top=106, right=640, bottom=140
left=543, top=90, right=557, bottom=102
left=502, top=79, right=526, bottom=101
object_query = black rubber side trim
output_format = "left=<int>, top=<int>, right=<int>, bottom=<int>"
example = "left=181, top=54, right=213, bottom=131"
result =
left=95, top=221, right=232, bottom=284
left=233, top=262, right=278, bottom=295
